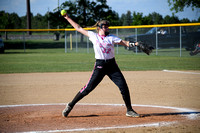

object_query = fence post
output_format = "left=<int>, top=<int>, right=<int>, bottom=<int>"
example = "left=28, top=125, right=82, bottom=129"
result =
left=87, top=37, right=89, bottom=53
left=65, top=30, right=67, bottom=53
left=70, top=34, right=72, bottom=51
left=23, top=31, right=26, bottom=53
left=5, top=31, right=8, bottom=40
left=156, top=27, right=158, bottom=56
left=180, top=26, right=182, bottom=57
left=116, top=29, right=119, bottom=54
left=135, top=28, right=138, bottom=54
left=76, top=31, right=78, bottom=53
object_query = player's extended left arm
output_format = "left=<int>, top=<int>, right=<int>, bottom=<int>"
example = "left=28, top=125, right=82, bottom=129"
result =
left=118, top=40, right=154, bottom=55
left=118, top=40, right=138, bottom=47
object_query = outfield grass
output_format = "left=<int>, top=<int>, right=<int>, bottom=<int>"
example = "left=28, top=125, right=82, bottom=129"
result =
left=0, top=49, right=199, bottom=73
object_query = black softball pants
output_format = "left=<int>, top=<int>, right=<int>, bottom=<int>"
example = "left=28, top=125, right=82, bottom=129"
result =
left=69, top=58, right=133, bottom=111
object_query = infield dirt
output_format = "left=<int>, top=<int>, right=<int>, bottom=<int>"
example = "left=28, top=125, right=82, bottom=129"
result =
left=0, top=71, right=200, bottom=132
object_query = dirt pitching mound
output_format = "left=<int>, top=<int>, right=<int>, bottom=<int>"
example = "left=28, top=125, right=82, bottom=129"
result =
left=0, top=104, right=199, bottom=132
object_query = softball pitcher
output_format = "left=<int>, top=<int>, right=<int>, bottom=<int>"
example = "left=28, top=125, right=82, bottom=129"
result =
left=61, top=11, right=140, bottom=117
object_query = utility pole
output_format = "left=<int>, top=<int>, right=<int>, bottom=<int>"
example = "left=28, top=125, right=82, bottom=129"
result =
left=26, top=0, right=32, bottom=35
left=57, top=0, right=60, bottom=29
left=48, top=7, right=50, bottom=33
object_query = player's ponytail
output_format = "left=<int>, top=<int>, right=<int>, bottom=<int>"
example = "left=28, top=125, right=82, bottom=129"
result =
left=90, top=21, right=100, bottom=32
left=91, top=20, right=109, bottom=33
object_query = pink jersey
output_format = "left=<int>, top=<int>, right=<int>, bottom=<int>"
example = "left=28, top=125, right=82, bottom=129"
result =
left=88, top=31, right=122, bottom=60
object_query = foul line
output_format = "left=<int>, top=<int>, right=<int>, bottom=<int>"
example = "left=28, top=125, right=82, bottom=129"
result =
left=0, top=103, right=196, bottom=112
left=21, top=122, right=176, bottom=133
left=0, top=103, right=198, bottom=133
left=163, top=70, right=200, bottom=75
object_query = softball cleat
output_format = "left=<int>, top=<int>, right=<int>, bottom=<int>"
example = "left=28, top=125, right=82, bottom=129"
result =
left=62, top=104, right=72, bottom=117
left=126, top=110, right=140, bottom=117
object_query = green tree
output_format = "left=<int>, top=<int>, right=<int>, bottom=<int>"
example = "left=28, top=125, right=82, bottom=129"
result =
left=9, top=13, right=22, bottom=29
left=148, top=12, right=163, bottom=24
left=20, top=15, right=27, bottom=29
left=120, top=14, right=125, bottom=26
left=163, top=15, right=180, bottom=24
left=180, top=18, right=190, bottom=23
left=20, top=13, right=34, bottom=29
left=132, top=11, right=143, bottom=25
left=142, top=16, right=153, bottom=25
left=105, top=10, right=120, bottom=26
left=48, top=11, right=65, bottom=29
left=0, top=11, right=9, bottom=29
left=168, top=0, right=200, bottom=13
left=32, top=13, right=48, bottom=29
left=0, top=11, right=21, bottom=29
left=122, top=10, right=132, bottom=26
left=59, top=0, right=114, bottom=27
left=131, top=11, right=153, bottom=25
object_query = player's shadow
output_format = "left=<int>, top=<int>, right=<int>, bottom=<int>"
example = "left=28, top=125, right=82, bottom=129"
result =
left=69, top=114, right=100, bottom=118
left=67, top=112, right=200, bottom=118
left=140, top=111, right=200, bottom=117
left=69, top=114, right=116, bottom=118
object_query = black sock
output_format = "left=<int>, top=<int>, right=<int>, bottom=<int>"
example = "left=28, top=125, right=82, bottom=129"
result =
left=122, top=94, right=133, bottom=111
left=68, top=91, right=84, bottom=108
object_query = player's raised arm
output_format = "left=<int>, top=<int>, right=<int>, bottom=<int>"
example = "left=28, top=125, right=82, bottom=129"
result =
left=61, top=10, right=89, bottom=37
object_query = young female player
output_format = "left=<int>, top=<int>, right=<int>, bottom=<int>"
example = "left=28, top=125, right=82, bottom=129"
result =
left=62, top=12, right=139, bottom=117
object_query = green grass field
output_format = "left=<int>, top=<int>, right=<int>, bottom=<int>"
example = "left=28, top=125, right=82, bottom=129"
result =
left=0, top=48, right=199, bottom=73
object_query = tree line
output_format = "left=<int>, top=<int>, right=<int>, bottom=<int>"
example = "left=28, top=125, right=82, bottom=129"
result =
left=0, top=0, right=199, bottom=29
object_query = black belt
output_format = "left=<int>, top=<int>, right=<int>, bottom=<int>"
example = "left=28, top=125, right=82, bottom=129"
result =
left=96, top=57, right=115, bottom=62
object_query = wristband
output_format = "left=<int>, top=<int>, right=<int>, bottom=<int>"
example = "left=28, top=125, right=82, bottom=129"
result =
left=129, top=42, right=135, bottom=47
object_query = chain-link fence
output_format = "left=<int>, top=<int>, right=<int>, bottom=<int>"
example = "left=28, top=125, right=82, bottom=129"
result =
left=0, top=23, right=200, bottom=57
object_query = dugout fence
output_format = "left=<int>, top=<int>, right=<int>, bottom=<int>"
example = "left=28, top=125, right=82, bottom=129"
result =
left=0, top=23, right=200, bottom=57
